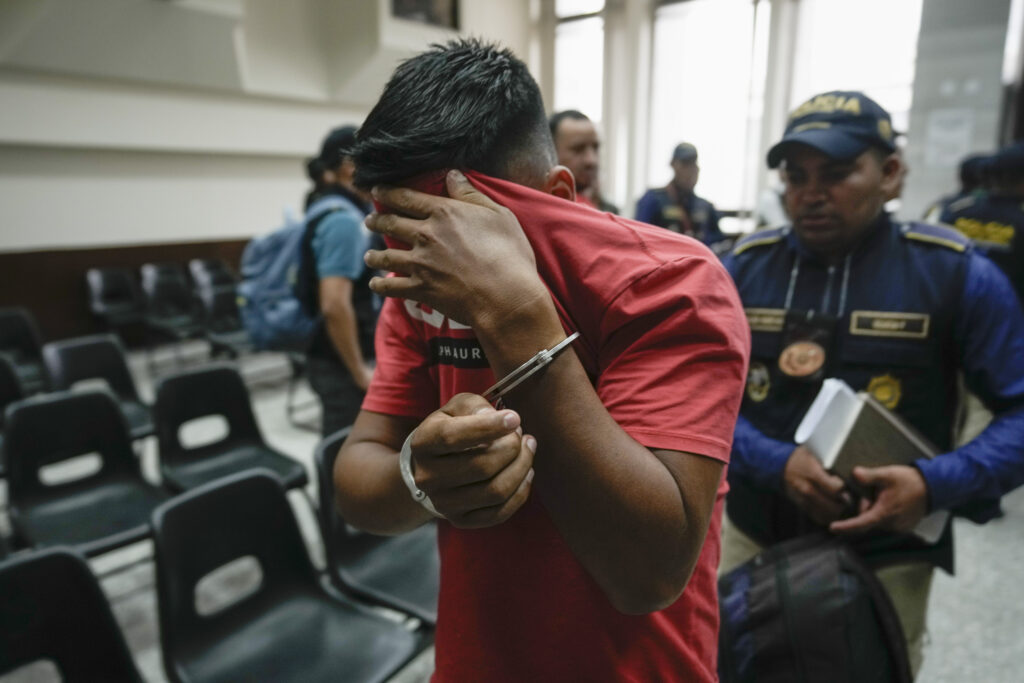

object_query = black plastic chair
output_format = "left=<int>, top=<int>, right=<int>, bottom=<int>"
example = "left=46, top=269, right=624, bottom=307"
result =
left=198, top=285, right=253, bottom=358
left=154, top=364, right=308, bottom=492
left=189, top=258, right=237, bottom=293
left=140, top=262, right=205, bottom=343
left=0, top=355, right=25, bottom=478
left=316, top=428, right=439, bottom=624
left=5, top=390, right=169, bottom=556
left=42, top=334, right=155, bottom=440
left=152, top=469, right=424, bottom=683
left=0, top=307, right=47, bottom=394
left=86, top=267, right=147, bottom=330
left=0, top=547, right=144, bottom=682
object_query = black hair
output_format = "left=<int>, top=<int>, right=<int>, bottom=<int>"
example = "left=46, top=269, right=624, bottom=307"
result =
left=548, top=109, right=590, bottom=140
left=351, top=38, right=555, bottom=189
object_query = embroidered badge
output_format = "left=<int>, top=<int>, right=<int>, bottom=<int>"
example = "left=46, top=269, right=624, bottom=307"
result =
left=867, top=373, right=902, bottom=410
left=746, top=361, right=770, bottom=402
left=778, top=341, right=826, bottom=378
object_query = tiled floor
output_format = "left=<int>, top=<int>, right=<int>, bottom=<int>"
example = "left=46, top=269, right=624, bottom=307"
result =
left=3, top=341, right=1023, bottom=681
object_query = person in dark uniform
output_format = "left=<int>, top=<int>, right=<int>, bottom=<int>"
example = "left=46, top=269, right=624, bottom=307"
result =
left=295, top=126, right=377, bottom=436
left=937, top=143, right=1024, bottom=302
left=721, top=90, right=1024, bottom=676
left=635, top=143, right=725, bottom=248
left=922, top=152, right=989, bottom=223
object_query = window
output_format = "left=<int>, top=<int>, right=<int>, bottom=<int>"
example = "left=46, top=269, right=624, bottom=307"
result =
left=648, top=0, right=769, bottom=213
left=555, top=0, right=603, bottom=19
left=553, top=11, right=604, bottom=123
left=790, top=0, right=924, bottom=135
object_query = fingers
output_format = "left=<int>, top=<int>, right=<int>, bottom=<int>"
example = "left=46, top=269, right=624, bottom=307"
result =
left=430, top=433, right=535, bottom=509
left=414, top=397, right=520, bottom=458
left=364, top=246, right=416, bottom=274
left=830, top=503, right=887, bottom=535
left=445, top=169, right=501, bottom=210
left=454, top=468, right=535, bottom=529
left=365, top=211, right=427, bottom=244
left=370, top=185, right=440, bottom=219
left=442, top=438, right=537, bottom=529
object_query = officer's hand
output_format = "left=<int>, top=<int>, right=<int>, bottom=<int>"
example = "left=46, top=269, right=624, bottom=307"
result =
left=409, top=392, right=536, bottom=529
left=364, top=169, right=550, bottom=330
left=783, top=446, right=849, bottom=526
left=830, top=465, right=928, bottom=535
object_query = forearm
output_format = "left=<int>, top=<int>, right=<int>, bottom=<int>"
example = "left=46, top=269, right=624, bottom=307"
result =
left=324, top=301, right=367, bottom=380
left=730, top=414, right=795, bottom=490
left=335, top=412, right=435, bottom=534
left=474, top=301, right=715, bottom=614
left=916, top=404, right=1024, bottom=517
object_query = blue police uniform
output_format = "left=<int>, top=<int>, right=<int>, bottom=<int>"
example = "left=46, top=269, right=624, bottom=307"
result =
left=723, top=214, right=1024, bottom=572
left=635, top=186, right=725, bottom=246
left=939, top=192, right=1024, bottom=303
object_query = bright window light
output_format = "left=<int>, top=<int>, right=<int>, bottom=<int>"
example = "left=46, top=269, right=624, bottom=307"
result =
left=648, top=0, right=761, bottom=211
left=556, top=0, right=604, bottom=19
left=554, top=16, right=604, bottom=123
left=790, top=0, right=924, bottom=135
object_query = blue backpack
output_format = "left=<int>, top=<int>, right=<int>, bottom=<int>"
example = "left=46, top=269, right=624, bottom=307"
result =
left=237, top=197, right=349, bottom=351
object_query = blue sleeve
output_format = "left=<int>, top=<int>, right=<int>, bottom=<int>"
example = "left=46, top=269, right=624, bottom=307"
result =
left=914, top=252, right=1024, bottom=520
left=312, top=211, right=367, bottom=281
left=635, top=191, right=658, bottom=224
left=730, top=414, right=795, bottom=489
left=722, top=254, right=795, bottom=489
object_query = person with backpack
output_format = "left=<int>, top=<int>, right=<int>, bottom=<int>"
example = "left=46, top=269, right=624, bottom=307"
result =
left=721, top=91, right=1024, bottom=676
left=294, top=125, right=377, bottom=437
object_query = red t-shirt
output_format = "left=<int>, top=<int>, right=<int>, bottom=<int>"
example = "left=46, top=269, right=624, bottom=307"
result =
left=363, top=172, right=750, bottom=682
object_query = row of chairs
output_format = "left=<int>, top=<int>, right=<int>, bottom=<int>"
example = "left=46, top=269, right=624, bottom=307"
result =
left=0, top=470, right=431, bottom=683
left=1, top=358, right=439, bottom=618
left=0, top=365, right=440, bottom=680
left=87, top=260, right=251, bottom=360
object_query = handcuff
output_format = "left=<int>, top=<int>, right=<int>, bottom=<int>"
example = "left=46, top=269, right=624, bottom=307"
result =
left=399, top=331, right=580, bottom=517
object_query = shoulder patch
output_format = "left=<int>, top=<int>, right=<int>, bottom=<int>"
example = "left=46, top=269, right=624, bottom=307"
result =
left=732, top=227, right=788, bottom=256
left=947, top=195, right=976, bottom=213
left=901, top=222, right=970, bottom=253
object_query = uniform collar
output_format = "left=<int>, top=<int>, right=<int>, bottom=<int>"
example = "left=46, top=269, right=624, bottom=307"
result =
left=785, top=212, right=894, bottom=266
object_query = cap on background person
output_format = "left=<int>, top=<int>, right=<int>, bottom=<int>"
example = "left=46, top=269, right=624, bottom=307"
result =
left=672, top=143, right=698, bottom=164
left=987, top=141, right=1024, bottom=175
left=767, top=91, right=897, bottom=168
left=318, top=125, right=358, bottom=170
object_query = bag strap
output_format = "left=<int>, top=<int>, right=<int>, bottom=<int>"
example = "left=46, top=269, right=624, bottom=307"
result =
left=837, top=544, right=914, bottom=683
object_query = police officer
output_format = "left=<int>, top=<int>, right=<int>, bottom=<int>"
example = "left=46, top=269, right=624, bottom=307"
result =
left=922, top=152, right=989, bottom=223
left=722, top=91, right=1024, bottom=675
left=937, top=143, right=1024, bottom=302
left=635, top=143, right=726, bottom=249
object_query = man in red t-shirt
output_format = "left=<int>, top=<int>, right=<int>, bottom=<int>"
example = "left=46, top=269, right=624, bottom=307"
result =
left=336, top=39, right=750, bottom=682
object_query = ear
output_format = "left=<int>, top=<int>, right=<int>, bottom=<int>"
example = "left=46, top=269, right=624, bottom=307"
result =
left=543, top=165, right=576, bottom=201
left=879, top=152, right=905, bottom=201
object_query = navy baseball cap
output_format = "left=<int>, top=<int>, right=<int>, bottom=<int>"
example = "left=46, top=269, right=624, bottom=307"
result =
left=672, top=143, right=698, bottom=163
left=767, top=91, right=897, bottom=169
left=987, top=141, right=1024, bottom=174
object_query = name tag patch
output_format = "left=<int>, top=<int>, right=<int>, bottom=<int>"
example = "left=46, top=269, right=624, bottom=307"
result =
left=429, top=337, right=489, bottom=368
left=849, top=311, right=930, bottom=339
left=745, top=308, right=786, bottom=333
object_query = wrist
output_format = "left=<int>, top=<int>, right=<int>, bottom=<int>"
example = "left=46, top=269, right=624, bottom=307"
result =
left=472, top=292, right=566, bottom=366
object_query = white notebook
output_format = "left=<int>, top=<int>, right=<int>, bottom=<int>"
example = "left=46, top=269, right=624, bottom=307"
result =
left=796, top=378, right=949, bottom=544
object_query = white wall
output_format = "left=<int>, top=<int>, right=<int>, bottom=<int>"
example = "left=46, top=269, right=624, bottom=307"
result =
left=0, top=0, right=535, bottom=253
left=902, top=0, right=1013, bottom=218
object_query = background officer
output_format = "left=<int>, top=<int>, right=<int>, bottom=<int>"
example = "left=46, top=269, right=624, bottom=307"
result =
left=635, top=142, right=726, bottom=249
left=721, top=90, right=1024, bottom=675
left=937, top=142, right=1024, bottom=303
